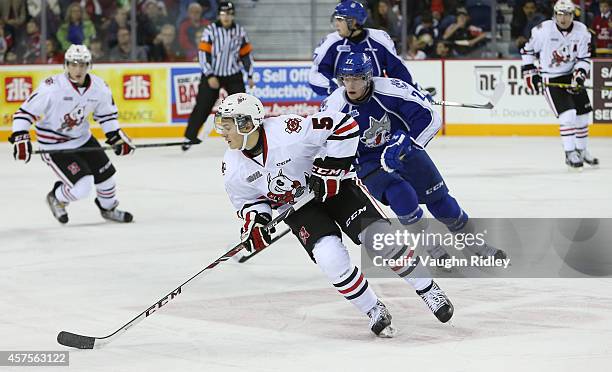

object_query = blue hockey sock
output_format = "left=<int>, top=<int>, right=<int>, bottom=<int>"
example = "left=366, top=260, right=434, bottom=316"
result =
left=426, top=194, right=468, bottom=232
left=384, top=181, right=423, bottom=225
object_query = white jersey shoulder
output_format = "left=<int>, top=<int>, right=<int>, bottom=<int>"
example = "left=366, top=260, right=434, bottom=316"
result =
left=366, top=28, right=397, bottom=53
left=322, top=87, right=348, bottom=112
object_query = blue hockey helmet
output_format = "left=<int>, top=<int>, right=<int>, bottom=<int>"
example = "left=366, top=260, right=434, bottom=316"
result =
left=333, top=1, right=368, bottom=27
left=336, top=52, right=373, bottom=82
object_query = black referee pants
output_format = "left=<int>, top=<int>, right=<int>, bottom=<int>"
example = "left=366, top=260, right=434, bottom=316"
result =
left=184, top=73, right=246, bottom=141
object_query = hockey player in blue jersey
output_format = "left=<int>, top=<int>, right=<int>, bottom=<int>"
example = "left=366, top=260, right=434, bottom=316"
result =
left=323, top=52, right=507, bottom=260
left=309, top=0, right=416, bottom=96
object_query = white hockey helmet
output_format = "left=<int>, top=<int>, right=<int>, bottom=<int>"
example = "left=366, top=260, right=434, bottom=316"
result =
left=554, top=0, right=575, bottom=15
left=64, top=44, right=92, bottom=71
left=215, top=93, right=265, bottom=149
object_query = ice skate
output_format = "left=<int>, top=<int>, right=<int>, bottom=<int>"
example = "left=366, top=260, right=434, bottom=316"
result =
left=565, top=150, right=583, bottom=171
left=95, top=198, right=133, bottom=223
left=46, top=181, right=69, bottom=224
left=469, top=243, right=507, bottom=260
left=417, top=280, right=454, bottom=323
left=577, top=149, right=599, bottom=168
left=367, top=300, right=396, bottom=337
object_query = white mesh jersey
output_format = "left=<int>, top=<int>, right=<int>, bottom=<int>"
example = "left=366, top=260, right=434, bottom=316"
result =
left=12, top=73, right=120, bottom=150
left=520, top=20, right=591, bottom=77
left=223, top=111, right=359, bottom=219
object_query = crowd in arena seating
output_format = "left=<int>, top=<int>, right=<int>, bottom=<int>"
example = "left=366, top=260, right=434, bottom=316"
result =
left=0, top=0, right=610, bottom=64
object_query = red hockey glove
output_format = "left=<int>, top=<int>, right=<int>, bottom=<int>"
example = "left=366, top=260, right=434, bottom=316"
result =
left=241, top=211, right=274, bottom=252
left=308, top=157, right=351, bottom=202
left=105, top=129, right=135, bottom=156
left=521, top=64, right=542, bottom=93
left=9, top=131, right=32, bottom=163
left=569, top=69, right=587, bottom=95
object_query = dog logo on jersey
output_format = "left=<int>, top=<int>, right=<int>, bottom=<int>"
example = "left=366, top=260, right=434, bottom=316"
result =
left=60, top=105, right=86, bottom=131
left=549, top=45, right=571, bottom=68
left=266, top=169, right=305, bottom=205
left=285, top=117, right=302, bottom=134
left=360, top=114, right=391, bottom=148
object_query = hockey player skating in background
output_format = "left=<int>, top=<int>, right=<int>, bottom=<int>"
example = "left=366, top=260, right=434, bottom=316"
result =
left=521, top=0, right=598, bottom=170
left=323, top=52, right=507, bottom=260
left=217, top=93, right=454, bottom=337
left=9, top=44, right=135, bottom=224
left=309, top=0, right=416, bottom=96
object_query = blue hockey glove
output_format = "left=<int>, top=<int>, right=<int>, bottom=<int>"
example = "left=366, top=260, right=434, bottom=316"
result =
left=381, top=131, right=413, bottom=173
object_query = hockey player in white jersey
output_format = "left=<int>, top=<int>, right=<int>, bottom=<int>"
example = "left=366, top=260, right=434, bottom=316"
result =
left=218, top=92, right=454, bottom=337
left=9, top=44, right=135, bottom=224
left=521, top=0, right=598, bottom=170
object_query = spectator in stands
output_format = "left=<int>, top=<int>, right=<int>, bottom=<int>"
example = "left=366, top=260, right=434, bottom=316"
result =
left=106, top=7, right=130, bottom=50
left=27, top=0, right=62, bottom=37
left=4, top=50, right=18, bottom=63
left=593, top=0, right=611, bottom=54
left=89, top=37, right=106, bottom=62
left=137, top=0, right=169, bottom=49
left=0, top=0, right=26, bottom=31
left=150, top=23, right=185, bottom=61
left=442, top=7, right=487, bottom=56
left=178, top=2, right=210, bottom=58
left=414, top=12, right=438, bottom=56
left=510, top=0, right=545, bottom=54
left=0, top=22, right=8, bottom=63
left=188, top=26, right=204, bottom=61
left=108, top=27, right=148, bottom=61
left=177, top=0, right=216, bottom=23
left=433, top=39, right=453, bottom=58
left=370, top=0, right=401, bottom=42
left=56, top=3, right=97, bottom=51
left=45, top=38, right=64, bottom=64
left=19, top=19, right=42, bottom=63
left=403, top=34, right=427, bottom=60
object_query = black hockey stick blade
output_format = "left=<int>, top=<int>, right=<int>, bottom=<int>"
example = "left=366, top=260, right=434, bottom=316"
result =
left=57, top=331, right=96, bottom=349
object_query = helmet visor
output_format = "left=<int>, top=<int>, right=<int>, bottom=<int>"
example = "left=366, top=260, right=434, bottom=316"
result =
left=214, top=112, right=253, bottom=135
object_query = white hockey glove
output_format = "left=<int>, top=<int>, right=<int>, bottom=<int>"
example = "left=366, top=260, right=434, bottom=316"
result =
left=241, top=211, right=275, bottom=252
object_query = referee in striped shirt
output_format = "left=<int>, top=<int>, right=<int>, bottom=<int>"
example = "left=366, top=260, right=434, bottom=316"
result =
left=183, top=1, right=255, bottom=150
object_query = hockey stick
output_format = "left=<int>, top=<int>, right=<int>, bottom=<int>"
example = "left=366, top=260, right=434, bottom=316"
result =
left=543, top=82, right=612, bottom=92
left=432, top=81, right=505, bottom=109
left=34, top=141, right=191, bottom=155
left=56, top=196, right=312, bottom=350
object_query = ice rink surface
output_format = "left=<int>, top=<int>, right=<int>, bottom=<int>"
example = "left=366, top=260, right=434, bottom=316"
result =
left=1, top=136, right=612, bottom=372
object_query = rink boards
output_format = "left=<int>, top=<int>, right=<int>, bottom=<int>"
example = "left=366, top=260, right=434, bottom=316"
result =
left=0, top=59, right=611, bottom=141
